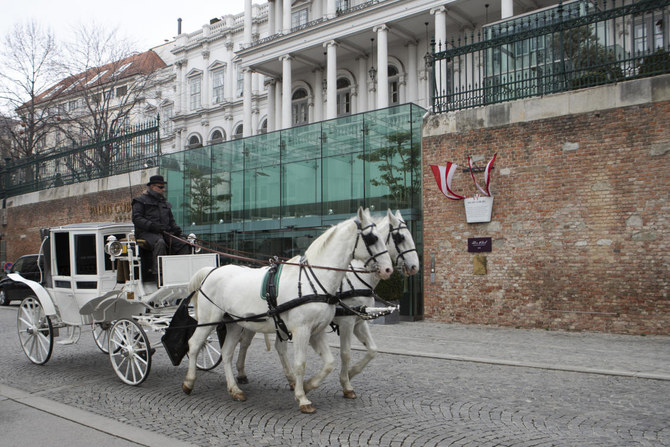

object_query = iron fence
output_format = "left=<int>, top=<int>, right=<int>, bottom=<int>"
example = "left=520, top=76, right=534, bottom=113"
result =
left=429, top=0, right=670, bottom=113
left=2, top=119, right=160, bottom=197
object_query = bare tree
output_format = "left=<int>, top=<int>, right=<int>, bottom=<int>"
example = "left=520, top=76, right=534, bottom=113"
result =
left=0, top=20, right=64, bottom=160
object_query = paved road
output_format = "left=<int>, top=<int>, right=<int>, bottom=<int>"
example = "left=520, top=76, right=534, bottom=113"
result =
left=1, top=305, right=669, bottom=446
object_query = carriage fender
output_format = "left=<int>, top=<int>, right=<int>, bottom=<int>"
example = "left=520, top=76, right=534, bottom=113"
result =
left=7, top=273, right=58, bottom=316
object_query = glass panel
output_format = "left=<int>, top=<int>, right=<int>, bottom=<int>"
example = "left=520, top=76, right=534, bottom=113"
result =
left=75, top=234, right=97, bottom=275
left=243, top=135, right=280, bottom=223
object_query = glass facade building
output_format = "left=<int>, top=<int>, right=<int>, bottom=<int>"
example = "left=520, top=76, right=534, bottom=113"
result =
left=161, top=104, right=424, bottom=318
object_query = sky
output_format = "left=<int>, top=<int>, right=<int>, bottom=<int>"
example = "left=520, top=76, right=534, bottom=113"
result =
left=0, top=0, right=247, bottom=51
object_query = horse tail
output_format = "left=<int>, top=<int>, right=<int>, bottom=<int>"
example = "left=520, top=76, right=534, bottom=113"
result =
left=188, top=266, right=215, bottom=320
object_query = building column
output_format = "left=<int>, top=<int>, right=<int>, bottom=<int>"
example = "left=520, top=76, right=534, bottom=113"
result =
left=280, top=55, right=293, bottom=129
left=201, top=48, right=210, bottom=108
left=243, top=68, right=253, bottom=137
left=282, top=0, right=292, bottom=34
left=374, top=25, right=389, bottom=109
left=275, top=80, right=282, bottom=129
left=326, top=0, right=336, bottom=18
left=357, top=57, right=368, bottom=113
left=313, top=68, right=323, bottom=122
left=431, top=7, right=448, bottom=98
left=225, top=41, right=234, bottom=101
left=267, top=0, right=276, bottom=35
left=324, top=40, right=338, bottom=119
left=406, top=41, right=418, bottom=104
left=501, top=0, right=514, bottom=19
left=244, top=0, right=252, bottom=46
left=175, top=61, right=184, bottom=114
left=265, top=79, right=276, bottom=132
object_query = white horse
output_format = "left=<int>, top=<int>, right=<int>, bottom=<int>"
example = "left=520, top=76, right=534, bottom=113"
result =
left=182, top=207, right=393, bottom=413
left=234, top=209, right=420, bottom=399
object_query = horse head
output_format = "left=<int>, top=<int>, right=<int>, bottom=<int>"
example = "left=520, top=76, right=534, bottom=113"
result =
left=353, top=207, right=393, bottom=280
left=386, top=209, right=420, bottom=276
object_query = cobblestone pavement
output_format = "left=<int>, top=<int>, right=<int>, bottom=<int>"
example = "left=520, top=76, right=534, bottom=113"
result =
left=1, top=306, right=669, bottom=447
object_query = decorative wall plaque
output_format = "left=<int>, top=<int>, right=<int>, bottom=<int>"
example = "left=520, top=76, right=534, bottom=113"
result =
left=464, top=196, right=494, bottom=223
left=468, top=237, right=492, bottom=253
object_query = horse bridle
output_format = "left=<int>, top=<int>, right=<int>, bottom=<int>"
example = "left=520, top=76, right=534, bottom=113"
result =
left=386, top=219, right=417, bottom=270
left=353, top=220, right=388, bottom=269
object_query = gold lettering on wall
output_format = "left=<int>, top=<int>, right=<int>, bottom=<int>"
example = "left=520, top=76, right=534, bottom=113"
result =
left=89, top=202, right=132, bottom=217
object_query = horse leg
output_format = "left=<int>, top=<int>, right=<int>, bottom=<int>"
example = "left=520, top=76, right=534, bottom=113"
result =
left=220, top=324, right=246, bottom=401
left=290, top=327, right=315, bottom=413
left=274, top=336, right=297, bottom=389
left=336, top=317, right=357, bottom=399
left=348, top=319, right=377, bottom=380
left=236, top=328, right=255, bottom=384
left=182, top=325, right=214, bottom=394
left=304, top=330, right=335, bottom=394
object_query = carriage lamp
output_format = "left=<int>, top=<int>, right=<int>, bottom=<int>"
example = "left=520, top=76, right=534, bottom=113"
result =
left=105, top=235, right=123, bottom=258
left=187, top=233, right=201, bottom=253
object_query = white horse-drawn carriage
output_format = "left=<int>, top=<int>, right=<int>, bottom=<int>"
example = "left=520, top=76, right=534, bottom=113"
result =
left=12, top=221, right=221, bottom=385
left=14, top=207, right=419, bottom=413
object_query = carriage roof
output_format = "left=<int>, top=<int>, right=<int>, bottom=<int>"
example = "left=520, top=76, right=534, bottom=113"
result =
left=47, top=222, right=134, bottom=233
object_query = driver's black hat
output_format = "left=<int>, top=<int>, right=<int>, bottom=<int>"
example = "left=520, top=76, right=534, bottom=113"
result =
left=147, top=175, right=167, bottom=186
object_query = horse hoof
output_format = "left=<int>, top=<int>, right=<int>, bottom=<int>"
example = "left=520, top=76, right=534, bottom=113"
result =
left=343, top=390, right=357, bottom=399
left=232, top=391, right=247, bottom=402
left=182, top=383, right=192, bottom=395
left=299, top=404, right=316, bottom=414
left=237, top=375, right=249, bottom=385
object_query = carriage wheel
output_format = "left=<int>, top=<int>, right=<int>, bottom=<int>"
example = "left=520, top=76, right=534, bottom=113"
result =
left=93, top=322, right=112, bottom=354
left=17, top=296, right=54, bottom=365
left=195, top=334, right=222, bottom=370
left=109, top=319, right=152, bottom=385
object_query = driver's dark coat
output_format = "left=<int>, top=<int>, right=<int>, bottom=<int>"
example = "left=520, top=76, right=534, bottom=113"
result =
left=131, top=189, right=180, bottom=240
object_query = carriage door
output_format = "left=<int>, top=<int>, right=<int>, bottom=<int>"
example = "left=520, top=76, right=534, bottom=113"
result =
left=50, top=231, right=81, bottom=325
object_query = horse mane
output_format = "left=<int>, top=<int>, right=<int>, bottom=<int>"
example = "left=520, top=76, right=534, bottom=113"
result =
left=304, top=217, right=355, bottom=260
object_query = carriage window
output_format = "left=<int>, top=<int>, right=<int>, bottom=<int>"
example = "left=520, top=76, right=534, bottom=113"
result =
left=54, top=232, right=71, bottom=276
left=75, top=234, right=97, bottom=275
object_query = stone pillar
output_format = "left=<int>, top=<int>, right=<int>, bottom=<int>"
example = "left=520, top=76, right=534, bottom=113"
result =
left=175, top=61, right=184, bottom=114
left=225, top=41, right=234, bottom=101
left=431, top=7, right=448, bottom=97
left=275, top=80, right=282, bottom=130
left=201, top=47, right=210, bottom=108
left=276, top=0, right=283, bottom=33
left=357, top=57, right=368, bottom=113
left=326, top=0, right=336, bottom=18
left=267, top=0, right=276, bottom=35
left=406, top=42, right=418, bottom=104
left=313, top=68, right=324, bottom=122
left=324, top=40, right=338, bottom=119
left=374, top=25, right=389, bottom=109
left=283, top=0, right=292, bottom=34
left=501, top=0, right=514, bottom=19
left=243, top=68, right=253, bottom=137
left=244, top=0, right=252, bottom=46
left=280, top=55, right=293, bottom=129
left=265, top=79, right=276, bottom=132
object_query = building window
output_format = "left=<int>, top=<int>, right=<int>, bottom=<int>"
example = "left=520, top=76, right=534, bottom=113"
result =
left=633, top=14, right=667, bottom=54
left=336, top=0, right=350, bottom=12
left=187, top=134, right=202, bottom=148
left=212, top=68, right=226, bottom=104
left=116, top=85, right=127, bottom=97
left=160, top=104, right=173, bottom=134
left=292, top=88, right=308, bottom=125
left=292, top=8, right=308, bottom=29
left=388, top=65, right=400, bottom=105
left=259, top=119, right=267, bottom=134
left=233, top=124, right=244, bottom=140
left=189, top=76, right=202, bottom=110
left=68, top=100, right=79, bottom=112
left=210, top=129, right=225, bottom=143
left=336, top=77, right=351, bottom=117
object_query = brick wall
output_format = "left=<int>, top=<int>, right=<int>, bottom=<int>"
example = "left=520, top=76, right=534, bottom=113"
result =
left=423, top=101, right=670, bottom=335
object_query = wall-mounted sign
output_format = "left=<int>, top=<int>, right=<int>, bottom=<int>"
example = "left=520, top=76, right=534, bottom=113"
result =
left=464, top=196, right=494, bottom=223
left=468, top=237, right=492, bottom=253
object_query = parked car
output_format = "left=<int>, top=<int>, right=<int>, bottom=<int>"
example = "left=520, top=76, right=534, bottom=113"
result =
left=0, top=254, right=44, bottom=305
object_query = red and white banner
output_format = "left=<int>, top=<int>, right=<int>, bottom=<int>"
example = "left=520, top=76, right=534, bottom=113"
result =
left=468, top=153, right=497, bottom=197
left=430, top=163, right=465, bottom=200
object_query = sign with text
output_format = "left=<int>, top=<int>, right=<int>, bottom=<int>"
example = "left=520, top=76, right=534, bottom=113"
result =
left=468, top=237, right=492, bottom=253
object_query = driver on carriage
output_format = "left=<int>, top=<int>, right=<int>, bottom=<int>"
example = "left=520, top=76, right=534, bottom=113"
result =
left=132, top=175, right=190, bottom=280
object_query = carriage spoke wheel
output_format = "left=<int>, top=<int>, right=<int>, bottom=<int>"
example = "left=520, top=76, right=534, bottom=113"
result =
left=93, top=322, right=112, bottom=354
left=17, top=296, right=54, bottom=365
left=195, top=334, right=222, bottom=370
left=109, top=319, right=152, bottom=385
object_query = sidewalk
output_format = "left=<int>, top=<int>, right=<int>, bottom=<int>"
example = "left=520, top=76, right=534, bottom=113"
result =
left=2, top=321, right=669, bottom=447
left=333, top=320, right=670, bottom=381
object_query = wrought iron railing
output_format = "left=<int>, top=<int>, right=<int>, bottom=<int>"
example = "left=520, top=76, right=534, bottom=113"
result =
left=2, top=119, right=160, bottom=197
left=429, top=0, right=670, bottom=113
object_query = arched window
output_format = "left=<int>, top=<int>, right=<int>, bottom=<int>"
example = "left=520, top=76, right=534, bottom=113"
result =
left=388, top=65, right=400, bottom=105
left=233, top=124, right=244, bottom=140
left=259, top=119, right=268, bottom=135
left=210, top=129, right=225, bottom=144
left=292, top=88, right=308, bottom=125
left=336, top=77, right=351, bottom=117
left=187, top=134, right=202, bottom=148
